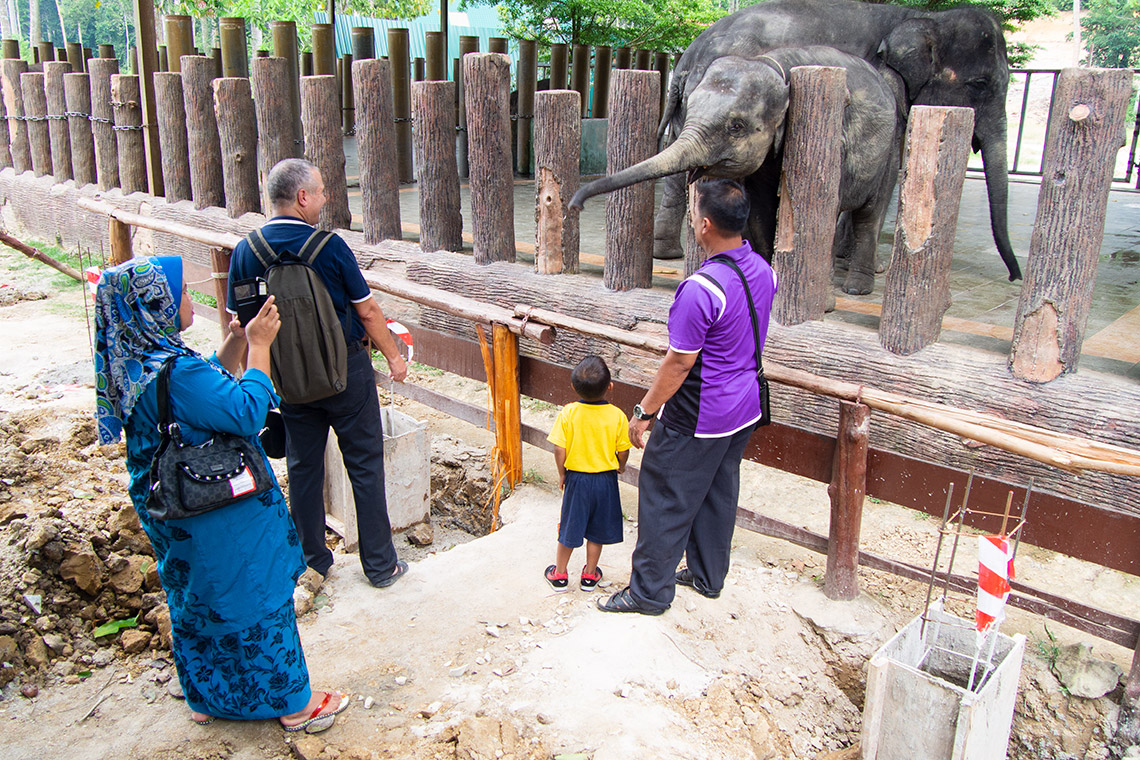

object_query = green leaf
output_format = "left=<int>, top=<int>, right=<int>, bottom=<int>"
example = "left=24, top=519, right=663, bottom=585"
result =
left=92, top=616, right=138, bottom=638
left=553, top=754, right=591, bottom=760
left=77, top=670, right=92, bottom=679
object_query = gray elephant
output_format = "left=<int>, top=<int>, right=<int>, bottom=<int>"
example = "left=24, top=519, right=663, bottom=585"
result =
left=570, top=47, right=901, bottom=295
left=653, top=0, right=1020, bottom=283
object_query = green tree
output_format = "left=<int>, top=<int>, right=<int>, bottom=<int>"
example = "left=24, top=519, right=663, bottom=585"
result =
left=1081, top=0, right=1140, bottom=67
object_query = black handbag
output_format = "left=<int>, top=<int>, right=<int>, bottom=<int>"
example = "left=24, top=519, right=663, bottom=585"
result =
left=709, top=254, right=772, bottom=427
left=147, top=359, right=274, bottom=521
left=258, top=410, right=287, bottom=459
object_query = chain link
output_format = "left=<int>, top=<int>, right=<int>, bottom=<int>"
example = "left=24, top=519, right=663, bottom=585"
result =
left=112, top=123, right=144, bottom=132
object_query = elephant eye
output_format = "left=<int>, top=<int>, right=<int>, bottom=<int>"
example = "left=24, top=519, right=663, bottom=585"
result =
left=966, top=78, right=988, bottom=94
left=728, top=120, right=746, bottom=134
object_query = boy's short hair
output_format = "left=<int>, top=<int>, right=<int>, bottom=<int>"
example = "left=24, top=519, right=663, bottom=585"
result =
left=571, top=355, right=611, bottom=401
left=695, top=178, right=750, bottom=235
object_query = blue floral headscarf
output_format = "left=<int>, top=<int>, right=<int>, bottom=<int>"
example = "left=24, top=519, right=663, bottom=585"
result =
left=94, top=257, right=195, bottom=444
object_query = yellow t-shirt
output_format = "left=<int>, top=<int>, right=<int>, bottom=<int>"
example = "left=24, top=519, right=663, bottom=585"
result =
left=547, top=400, right=632, bottom=473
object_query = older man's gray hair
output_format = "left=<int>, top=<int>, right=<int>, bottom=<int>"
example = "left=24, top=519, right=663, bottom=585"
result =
left=267, top=158, right=319, bottom=206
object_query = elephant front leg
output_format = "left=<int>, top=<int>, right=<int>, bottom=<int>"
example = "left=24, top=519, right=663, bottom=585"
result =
left=843, top=204, right=889, bottom=295
left=653, top=172, right=688, bottom=260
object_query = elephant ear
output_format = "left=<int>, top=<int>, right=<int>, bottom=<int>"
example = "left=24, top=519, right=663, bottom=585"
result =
left=877, top=19, right=939, bottom=101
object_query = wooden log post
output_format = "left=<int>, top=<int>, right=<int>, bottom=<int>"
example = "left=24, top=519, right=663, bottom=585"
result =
left=36, top=42, right=54, bottom=65
left=411, top=79, right=462, bottom=253
left=591, top=45, right=611, bottom=118
left=111, top=74, right=148, bottom=193
left=425, top=31, right=444, bottom=81
left=570, top=44, right=589, bottom=118
left=98, top=44, right=115, bottom=60
left=219, top=17, right=248, bottom=79
left=492, top=322, right=523, bottom=488
left=312, top=25, right=335, bottom=77
left=109, top=217, right=132, bottom=264
left=354, top=58, right=402, bottom=243
left=414, top=57, right=425, bottom=81
left=1009, top=68, right=1133, bottom=382
left=251, top=57, right=298, bottom=212
left=534, top=90, right=580, bottom=274
left=824, top=400, right=871, bottom=601
left=635, top=49, right=652, bottom=70
left=655, top=52, right=669, bottom=117
left=164, top=14, right=193, bottom=74
left=43, top=61, right=71, bottom=181
left=3, top=59, right=31, bottom=173
left=153, top=72, right=192, bottom=203
left=339, top=53, right=354, bottom=135
left=489, top=37, right=508, bottom=55
left=1, top=40, right=19, bottom=60
left=0, top=75, right=10, bottom=169
left=516, top=39, right=536, bottom=175
left=604, top=70, right=659, bottom=290
left=880, top=106, right=975, bottom=355
left=66, top=43, right=83, bottom=74
left=549, top=43, right=568, bottom=90
left=388, top=28, right=413, bottom=183
left=270, top=21, right=302, bottom=153
left=209, top=246, right=232, bottom=340
left=88, top=58, right=119, bottom=190
left=213, top=77, right=260, bottom=217
left=181, top=56, right=225, bottom=210
left=64, top=73, right=96, bottom=185
left=464, top=53, right=515, bottom=264
left=132, top=0, right=164, bottom=196
left=20, top=73, right=52, bottom=177
left=300, top=75, right=351, bottom=230
left=300, top=51, right=312, bottom=77
left=772, top=66, right=846, bottom=325
left=614, top=46, right=630, bottom=70
left=455, top=35, right=479, bottom=178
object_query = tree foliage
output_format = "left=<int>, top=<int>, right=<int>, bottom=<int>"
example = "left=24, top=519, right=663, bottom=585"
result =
left=1080, top=0, right=1140, bottom=67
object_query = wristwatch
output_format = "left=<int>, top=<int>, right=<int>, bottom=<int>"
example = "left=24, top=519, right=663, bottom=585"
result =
left=632, top=403, right=655, bottom=421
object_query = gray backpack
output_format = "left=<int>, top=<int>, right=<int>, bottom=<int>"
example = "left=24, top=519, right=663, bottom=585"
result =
left=245, top=228, right=348, bottom=404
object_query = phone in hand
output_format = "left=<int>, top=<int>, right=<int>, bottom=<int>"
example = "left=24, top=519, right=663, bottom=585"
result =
left=233, top=277, right=268, bottom=326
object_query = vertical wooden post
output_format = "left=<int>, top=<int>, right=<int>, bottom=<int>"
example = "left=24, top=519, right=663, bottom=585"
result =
left=64, top=73, right=95, bottom=185
left=36, top=42, right=54, bottom=64
left=591, top=45, right=611, bottom=118
left=312, top=25, right=334, bottom=76
left=209, top=246, right=232, bottom=339
left=0, top=72, right=10, bottom=169
left=44, top=62, right=71, bottom=181
left=355, top=58, right=402, bottom=243
left=880, top=106, right=974, bottom=355
left=20, top=73, right=52, bottom=177
left=535, top=90, right=580, bottom=274
left=635, top=49, right=651, bottom=70
left=516, top=39, right=536, bottom=175
left=654, top=52, right=669, bottom=117
left=109, top=217, right=132, bottom=263
left=824, top=400, right=870, bottom=601
left=549, top=43, right=568, bottom=90
left=425, top=31, right=444, bottom=81
left=570, top=44, right=589, bottom=118
left=604, top=70, right=659, bottom=291
left=414, top=58, right=425, bottom=82
left=213, top=77, right=260, bottom=217
left=66, top=43, right=83, bottom=73
left=98, top=44, right=115, bottom=59
left=164, top=14, right=194, bottom=74
left=387, top=27, right=413, bottom=183
left=613, top=46, right=630, bottom=70
left=181, top=56, right=225, bottom=209
left=456, top=35, right=479, bottom=178
left=772, top=66, right=846, bottom=325
left=340, top=53, right=354, bottom=135
left=218, top=17, right=248, bottom=79
left=1, top=40, right=20, bottom=60
left=3, top=59, right=31, bottom=172
left=489, top=37, right=508, bottom=55
left=351, top=26, right=374, bottom=61
left=271, top=21, right=302, bottom=152
left=300, top=51, right=313, bottom=77
left=301, top=75, right=351, bottom=230
left=88, top=58, right=120, bottom=190
left=412, top=79, right=462, bottom=253
left=158, top=46, right=169, bottom=73
left=153, top=72, right=192, bottom=202
left=1009, top=68, right=1132, bottom=382
left=464, top=53, right=515, bottom=264
left=111, top=74, right=147, bottom=193
left=132, top=0, right=164, bottom=196
left=492, top=322, right=522, bottom=488
left=252, top=57, right=299, bottom=212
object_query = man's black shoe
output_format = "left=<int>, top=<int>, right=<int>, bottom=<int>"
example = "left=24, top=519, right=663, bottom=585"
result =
left=596, top=587, right=666, bottom=615
left=675, top=568, right=720, bottom=599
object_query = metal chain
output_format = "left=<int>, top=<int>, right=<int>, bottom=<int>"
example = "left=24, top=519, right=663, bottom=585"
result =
left=111, top=124, right=144, bottom=132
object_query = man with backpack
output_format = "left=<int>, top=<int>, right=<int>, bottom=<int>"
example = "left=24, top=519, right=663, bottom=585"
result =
left=226, top=158, right=410, bottom=589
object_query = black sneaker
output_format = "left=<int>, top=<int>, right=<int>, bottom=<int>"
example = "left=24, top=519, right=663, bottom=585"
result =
left=544, top=564, right=569, bottom=592
left=580, top=566, right=603, bottom=591
left=675, top=568, right=720, bottom=599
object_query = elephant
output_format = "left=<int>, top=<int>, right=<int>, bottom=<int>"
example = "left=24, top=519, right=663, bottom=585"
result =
left=569, top=47, right=902, bottom=295
left=652, top=0, right=1021, bottom=283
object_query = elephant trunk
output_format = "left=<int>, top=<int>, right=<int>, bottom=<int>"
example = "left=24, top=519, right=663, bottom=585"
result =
left=978, top=121, right=1021, bottom=282
left=569, top=136, right=711, bottom=211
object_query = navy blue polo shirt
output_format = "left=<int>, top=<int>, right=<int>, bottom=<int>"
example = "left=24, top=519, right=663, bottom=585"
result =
left=225, top=216, right=372, bottom=344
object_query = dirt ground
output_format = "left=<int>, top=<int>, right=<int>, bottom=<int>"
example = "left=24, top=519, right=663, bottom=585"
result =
left=0, top=250, right=1137, bottom=760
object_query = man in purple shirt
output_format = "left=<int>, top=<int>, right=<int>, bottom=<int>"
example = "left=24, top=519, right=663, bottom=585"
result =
left=598, top=178, right=777, bottom=615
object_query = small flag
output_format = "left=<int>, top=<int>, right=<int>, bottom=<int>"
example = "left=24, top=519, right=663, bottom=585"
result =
left=976, top=534, right=1014, bottom=644
left=386, top=319, right=414, bottom=364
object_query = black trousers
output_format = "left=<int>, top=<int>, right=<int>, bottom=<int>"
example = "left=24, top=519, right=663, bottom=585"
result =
left=281, top=347, right=397, bottom=583
left=629, top=422, right=754, bottom=610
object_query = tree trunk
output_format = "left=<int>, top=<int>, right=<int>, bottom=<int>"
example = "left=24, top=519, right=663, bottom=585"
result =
left=387, top=27, right=413, bottom=183
left=20, top=72, right=52, bottom=177
left=463, top=52, right=514, bottom=264
left=772, top=66, right=845, bottom=325
left=300, top=75, right=350, bottom=230
left=354, top=57, right=401, bottom=243
left=153, top=72, right=191, bottom=203
left=43, top=61, right=70, bottom=181
left=604, top=70, right=659, bottom=290
left=87, top=58, right=119, bottom=190
left=534, top=89, right=580, bottom=274
left=213, top=77, right=260, bottom=217
left=411, top=79, right=462, bottom=253
left=181, top=55, right=224, bottom=210
left=251, top=56, right=297, bottom=213
left=1009, top=68, right=1133, bottom=382
left=3, top=59, right=30, bottom=172
left=63, top=72, right=95, bottom=185
left=824, top=400, right=870, bottom=601
left=880, top=106, right=974, bottom=355
left=111, top=74, right=147, bottom=193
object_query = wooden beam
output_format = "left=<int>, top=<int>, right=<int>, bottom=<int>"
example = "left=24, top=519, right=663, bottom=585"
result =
left=824, top=400, right=870, bottom=600
left=209, top=246, right=231, bottom=340
left=109, top=216, right=132, bottom=264
left=0, top=230, right=81, bottom=281
left=492, top=322, right=522, bottom=487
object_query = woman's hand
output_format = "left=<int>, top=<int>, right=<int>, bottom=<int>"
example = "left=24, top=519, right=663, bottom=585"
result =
left=245, top=296, right=280, bottom=350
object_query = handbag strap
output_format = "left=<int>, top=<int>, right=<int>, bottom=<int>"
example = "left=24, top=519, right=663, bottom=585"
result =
left=154, top=358, right=178, bottom=435
left=708, top=254, right=765, bottom=381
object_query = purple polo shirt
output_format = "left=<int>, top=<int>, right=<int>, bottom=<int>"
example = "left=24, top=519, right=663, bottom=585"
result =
left=659, top=240, right=777, bottom=438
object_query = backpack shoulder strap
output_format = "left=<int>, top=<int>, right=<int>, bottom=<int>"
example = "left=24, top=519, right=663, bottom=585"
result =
left=298, top=230, right=335, bottom=266
left=245, top=228, right=278, bottom=269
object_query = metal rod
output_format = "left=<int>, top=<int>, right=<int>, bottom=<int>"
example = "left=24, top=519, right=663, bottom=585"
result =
left=941, top=470, right=974, bottom=604
left=922, top=481, right=956, bottom=639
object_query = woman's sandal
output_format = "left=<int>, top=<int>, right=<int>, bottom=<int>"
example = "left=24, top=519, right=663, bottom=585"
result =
left=280, top=691, right=350, bottom=734
left=191, top=712, right=215, bottom=726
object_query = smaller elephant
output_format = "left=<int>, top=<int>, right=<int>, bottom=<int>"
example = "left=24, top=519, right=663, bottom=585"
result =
left=570, top=46, right=902, bottom=295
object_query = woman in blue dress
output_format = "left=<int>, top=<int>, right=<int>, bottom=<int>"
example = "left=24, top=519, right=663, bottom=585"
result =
left=93, top=256, right=348, bottom=733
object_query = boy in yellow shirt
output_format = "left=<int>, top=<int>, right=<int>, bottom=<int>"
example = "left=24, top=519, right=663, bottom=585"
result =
left=545, top=356, right=632, bottom=591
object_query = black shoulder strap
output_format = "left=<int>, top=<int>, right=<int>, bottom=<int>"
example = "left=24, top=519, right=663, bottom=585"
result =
left=246, top=228, right=278, bottom=269
left=298, top=230, right=334, bottom=266
left=154, top=358, right=176, bottom=432
left=709, top=255, right=765, bottom=378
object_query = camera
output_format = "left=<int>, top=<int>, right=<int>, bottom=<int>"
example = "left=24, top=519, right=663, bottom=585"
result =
left=233, top=277, right=268, bottom=326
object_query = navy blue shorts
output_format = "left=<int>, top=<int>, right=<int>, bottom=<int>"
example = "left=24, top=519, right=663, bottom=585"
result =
left=558, top=470, right=624, bottom=548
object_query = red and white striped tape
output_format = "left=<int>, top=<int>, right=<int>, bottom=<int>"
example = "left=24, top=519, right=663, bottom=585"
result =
left=976, top=534, right=1015, bottom=643
left=386, top=319, right=414, bottom=364
left=84, top=266, right=101, bottom=298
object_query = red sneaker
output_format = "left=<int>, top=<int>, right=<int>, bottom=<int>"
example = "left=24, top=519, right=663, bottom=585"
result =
left=580, top=566, right=603, bottom=591
left=544, top=564, right=569, bottom=592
